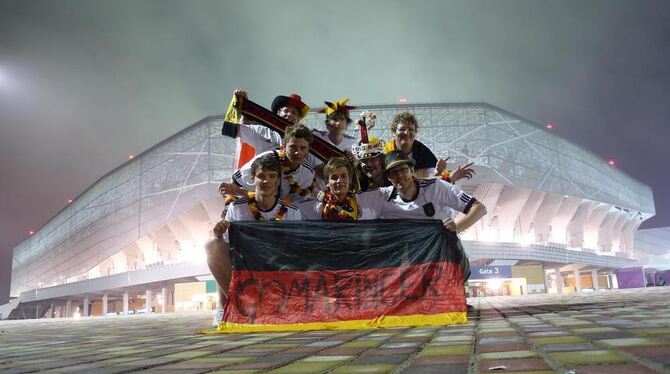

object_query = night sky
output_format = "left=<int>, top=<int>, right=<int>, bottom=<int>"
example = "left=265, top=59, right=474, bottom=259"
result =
left=1, top=0, right=669, bottom=304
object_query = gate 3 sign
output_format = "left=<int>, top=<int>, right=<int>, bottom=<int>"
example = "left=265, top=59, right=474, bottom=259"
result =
left=470, top=266, right=512, bottom=280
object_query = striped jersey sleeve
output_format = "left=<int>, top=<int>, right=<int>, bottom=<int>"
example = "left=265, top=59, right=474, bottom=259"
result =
left=433, top=179, right=477, bottom=214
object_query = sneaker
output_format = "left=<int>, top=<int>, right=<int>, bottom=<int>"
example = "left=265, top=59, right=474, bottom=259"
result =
left=212, top=309, right=225, bottom=327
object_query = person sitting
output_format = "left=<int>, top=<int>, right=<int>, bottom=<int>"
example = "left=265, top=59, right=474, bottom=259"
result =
left=206, top=154, right=302, bottom=327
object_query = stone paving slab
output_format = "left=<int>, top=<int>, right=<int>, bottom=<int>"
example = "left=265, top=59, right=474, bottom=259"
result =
left=1, top=288, right=670, bottom=373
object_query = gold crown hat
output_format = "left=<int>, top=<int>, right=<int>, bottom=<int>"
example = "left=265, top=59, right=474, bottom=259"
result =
left=318, top=97, right=357, bottom=116
left=352, top=136, right=386, bottom=160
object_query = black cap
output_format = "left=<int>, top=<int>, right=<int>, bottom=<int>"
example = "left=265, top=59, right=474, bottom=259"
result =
left=271, top=93, right=309, bottom=119
left=385, top=150, right=412, bottom=171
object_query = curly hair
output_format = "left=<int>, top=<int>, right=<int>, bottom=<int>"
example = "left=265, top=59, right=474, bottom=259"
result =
left=389, top=111, right=419, bottom=133
left=284, top=123, right=314, bottom=143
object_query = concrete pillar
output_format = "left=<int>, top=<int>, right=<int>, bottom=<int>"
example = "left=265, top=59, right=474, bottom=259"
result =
left=102, top=294, right=108, bottom=315
left=146, top=289, right=153, bottom=314
left=161, top=287, right=168, bottom=314
left=555, top=268, right=564, bottom=293
left=83, top=296, right=90, bottom=317
left=50, top=302, right=55, bottom=318
left=35, top=305, right=40, bottom=319
left=574, top=270, right=582, bottom=292
left=65, top=299, right=72, bottom=317
left=123, top=291, right=129, bottom=315
left=592, top=270, right=600, bottom=290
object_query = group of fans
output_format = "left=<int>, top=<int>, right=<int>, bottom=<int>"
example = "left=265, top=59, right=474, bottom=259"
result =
left=206, top=90, right=488, bottom=326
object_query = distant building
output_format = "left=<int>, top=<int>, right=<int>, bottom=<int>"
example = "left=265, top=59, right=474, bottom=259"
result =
left=2, top=102, right=660, bottom=319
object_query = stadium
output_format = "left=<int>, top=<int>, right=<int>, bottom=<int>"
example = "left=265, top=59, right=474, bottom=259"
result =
left=1, top=102, right=659, bottom=319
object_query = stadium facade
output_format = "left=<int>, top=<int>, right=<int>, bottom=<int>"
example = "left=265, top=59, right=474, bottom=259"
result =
left=1, top=102, right=659, bottom=319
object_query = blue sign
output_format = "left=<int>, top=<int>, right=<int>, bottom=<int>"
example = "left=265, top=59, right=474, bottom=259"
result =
left=470, top=266, right=513, bottom=280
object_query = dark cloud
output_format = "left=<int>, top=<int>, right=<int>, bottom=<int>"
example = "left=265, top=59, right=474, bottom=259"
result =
left=1, top=0, right=669, bottom=303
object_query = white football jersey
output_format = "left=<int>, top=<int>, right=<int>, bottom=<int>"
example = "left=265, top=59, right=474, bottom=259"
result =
left=223, top=196, right=302, bottom=242
left=232, top=150, right=314, bottom=200
left=296, top=189, right=386, bottom=221
left=380, top=179, right=476, bottom=220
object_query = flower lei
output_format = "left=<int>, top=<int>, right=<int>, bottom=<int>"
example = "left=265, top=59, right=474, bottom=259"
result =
left=440, top=170, right=452, bottom=183
left=276, top=147, right=316, bottom=198
left=321, top=191, right=358, bottom=221
left=246, top=192, right=288, bottom=221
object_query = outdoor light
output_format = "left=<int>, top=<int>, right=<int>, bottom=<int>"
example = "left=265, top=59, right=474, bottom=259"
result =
left=545, top=123, right=554, bottom=129
left=28, top=230, right=34, bottom=235
left=399, top=97, right=408, bottom=104
left=487, top=279, right=503, bottom=292
left=608, top=159, right=616, bottom=166
left=67, top=199, right=73, bottom=204
left=128, top=155, right=134, bottom=160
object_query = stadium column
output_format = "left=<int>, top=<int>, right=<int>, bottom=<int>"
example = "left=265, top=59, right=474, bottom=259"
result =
left=102, top=293, right=108, bottom=315
left=555, top=268, right=564, bottom=293
left=65, top=299, right=72, bottom=318
left=161, top=287, right=168, bottom=313
left=574, top=270, right=582, bottom=292
left=50, top=302, right=55, bottom=318
left=123, top=291, right=129, bottom=315
left=146, top=289, right=153, bottom=314
left=35, top=305, right=40, bottom=319
left=592, top=270, right=600, bottom=291
left=83, top=295, right=90, bottom=317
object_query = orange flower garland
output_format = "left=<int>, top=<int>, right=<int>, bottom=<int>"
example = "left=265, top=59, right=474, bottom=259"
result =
left=246, top=192, right=288, bottom=221
left=276, top=147, right=315, bottom=198
left=321, top=191, right=358, bottom=221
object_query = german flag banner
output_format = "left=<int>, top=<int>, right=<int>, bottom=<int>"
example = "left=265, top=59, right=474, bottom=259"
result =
left=210, top=220, right=469, bottom=333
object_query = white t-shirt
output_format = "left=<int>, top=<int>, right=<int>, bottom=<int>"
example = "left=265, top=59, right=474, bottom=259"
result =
left=380, top=178, right=476, bottom=220
left=223, top=196, right=302, bottom=242
left=296, top=189, right=386, bottom=221
left=237, top=123, right=282, bottom=155
left=304, top=129, right=358, bottom=172
left=232, top=150, right=314, bottom=200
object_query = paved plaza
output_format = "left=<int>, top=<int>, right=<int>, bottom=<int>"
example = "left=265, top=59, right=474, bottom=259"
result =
left=1, top=288, right=669, bottom=373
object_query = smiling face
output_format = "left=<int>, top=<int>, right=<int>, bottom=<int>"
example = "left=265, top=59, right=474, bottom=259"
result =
left=393, top=122, right=417, bottom=152
left=359, top=155, right=384, bottom=179
left=277, top=105, right=301, bottom=124
left=327, top=166, right=351, bottom=200
left=253, top=168, right=280, bottom=198
left=387, top=164, right=414, bottom=194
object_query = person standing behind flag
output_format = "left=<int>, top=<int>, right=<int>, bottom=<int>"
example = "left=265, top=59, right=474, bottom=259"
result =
left=221, top=124, right=316, bottom=202
left=206, top=154, right=302, bottom=327
left=221, top=89, right=310, bottom=154
left=383, top=111, right=450, bottom=178
left=297, top=157, right=385, bottom=220
left=224, top=91, right=366, bottom=165
left=380, top=150, right=487, bottom=282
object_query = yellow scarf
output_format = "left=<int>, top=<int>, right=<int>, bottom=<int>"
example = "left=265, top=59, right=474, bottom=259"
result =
left=383, top=139, right=396, bottom=153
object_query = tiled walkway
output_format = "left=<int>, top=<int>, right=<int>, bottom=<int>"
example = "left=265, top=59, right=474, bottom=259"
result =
left=1, top=288, right=669, bottom=373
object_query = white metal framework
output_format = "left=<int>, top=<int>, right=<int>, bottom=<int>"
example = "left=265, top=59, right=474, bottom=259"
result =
left=10, top=102, right=654, bottom=301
